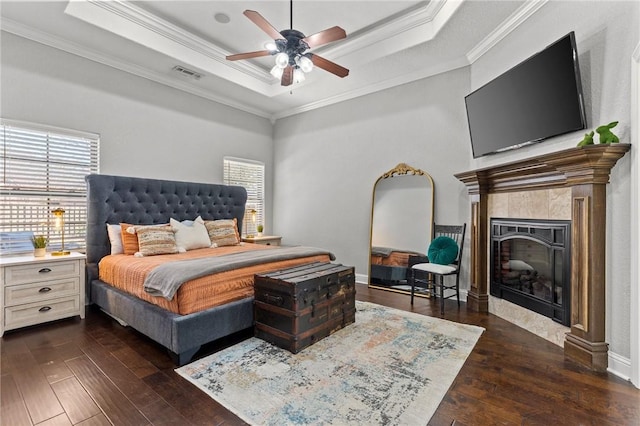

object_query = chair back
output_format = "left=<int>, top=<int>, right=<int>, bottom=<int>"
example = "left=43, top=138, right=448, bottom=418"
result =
left=434, top=224, right=466, bottom=266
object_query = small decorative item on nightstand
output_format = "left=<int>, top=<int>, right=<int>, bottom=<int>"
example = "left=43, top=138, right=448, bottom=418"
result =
left=257, top=224, right=264, bottom=237
left=31, top=235, right=48, bottom=257
left=51, top=207, right=70, bottom=256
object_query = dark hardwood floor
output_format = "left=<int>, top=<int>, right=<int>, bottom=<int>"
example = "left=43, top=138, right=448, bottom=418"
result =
left=2, top=283, right=639, bottom=425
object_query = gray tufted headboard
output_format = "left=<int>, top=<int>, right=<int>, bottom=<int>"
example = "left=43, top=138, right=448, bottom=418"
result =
left=85, top=174, right=247, bottom=283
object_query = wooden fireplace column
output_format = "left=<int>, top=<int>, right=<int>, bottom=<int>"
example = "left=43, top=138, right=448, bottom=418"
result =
left=455, top=144, right=630, bottom=371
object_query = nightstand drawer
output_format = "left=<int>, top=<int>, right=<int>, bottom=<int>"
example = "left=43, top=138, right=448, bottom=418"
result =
left=4, top=277, right=80, bottom=307
left=4, top=260, right=81, bottom=285
left=4, top=296, right=81, bottom=330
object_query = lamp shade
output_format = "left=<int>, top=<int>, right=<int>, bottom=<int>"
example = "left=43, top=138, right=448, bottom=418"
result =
left=270, top=65, right=284, bottom=79
left=296, top=55, right=314, bottom=73
left=274, top=52, right=289, bottom=68
left=51, top=207, right=70, bottom=255
left=293, top=68, right=306, bottom=83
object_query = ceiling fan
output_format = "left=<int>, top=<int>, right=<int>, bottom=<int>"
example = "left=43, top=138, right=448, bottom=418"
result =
left=225, top=0, right=349, bottom=87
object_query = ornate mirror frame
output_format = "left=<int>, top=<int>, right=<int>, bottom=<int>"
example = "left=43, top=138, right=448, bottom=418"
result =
left=368, top=163, right=435, bottom=295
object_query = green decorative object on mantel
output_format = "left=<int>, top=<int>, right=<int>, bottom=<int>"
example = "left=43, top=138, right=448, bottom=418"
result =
left=596, top=121, right=619, bottom=144
left=577, top=130, right=594, bottom=147
left=576, top=121, right=620, bottom=147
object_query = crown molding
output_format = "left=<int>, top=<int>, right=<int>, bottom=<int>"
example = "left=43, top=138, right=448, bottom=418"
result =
left=272, top=58, right=470, bottom=121
left=82, top=0, right=273, bottom=84
left=1, top=18, right=271, bottom=119
left=64, top=0, right=280, bottom=96
left=3, top=0, right=544, bottom=122
left=466, top=0, right=548, bottom=64
left=319, top=0, right=457, bottom=61
left=64, top=0, right=465, bottom=99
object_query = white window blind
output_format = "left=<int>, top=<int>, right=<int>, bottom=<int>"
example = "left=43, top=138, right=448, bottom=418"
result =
left=223, top=157, right=265, bottom=237
left=0, top=119, right=100, bottom=253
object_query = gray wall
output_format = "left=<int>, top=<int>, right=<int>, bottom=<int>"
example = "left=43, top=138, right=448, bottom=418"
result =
left=468, top=1, right=639, bottom=360
left=273, top=66, right=471, bottom=278
left=0, top=32, right=275, bottom=229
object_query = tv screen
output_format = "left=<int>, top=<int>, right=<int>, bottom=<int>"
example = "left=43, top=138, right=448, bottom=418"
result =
left=465, top=32, right=586, bottom=158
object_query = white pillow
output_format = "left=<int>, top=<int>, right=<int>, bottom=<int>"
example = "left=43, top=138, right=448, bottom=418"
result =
left=170, top=216, right=211, bottom=251
left=107, top=224, right=124, bottom=254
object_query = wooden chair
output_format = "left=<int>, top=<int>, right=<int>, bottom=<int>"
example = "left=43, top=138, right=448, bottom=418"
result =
left=409, top=224, right=466, bottom=315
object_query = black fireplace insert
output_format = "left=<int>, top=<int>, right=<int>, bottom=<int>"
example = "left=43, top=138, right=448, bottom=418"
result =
left=490, top=218, right=571, bottom=325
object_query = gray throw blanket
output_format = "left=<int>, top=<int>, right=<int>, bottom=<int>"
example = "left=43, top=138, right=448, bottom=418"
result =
left=371, top=246, right=423, bottom=257
left=143, top=246, right=336, bottom=300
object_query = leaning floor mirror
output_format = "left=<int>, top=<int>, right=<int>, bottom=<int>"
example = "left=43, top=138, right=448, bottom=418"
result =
left=369, top=163, right=435, bottom=296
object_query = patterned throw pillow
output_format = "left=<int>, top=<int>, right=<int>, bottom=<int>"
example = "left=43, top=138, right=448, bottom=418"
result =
left=204, top=218, right=240, bottom=247
left=134, top=225, right=179, bottom=256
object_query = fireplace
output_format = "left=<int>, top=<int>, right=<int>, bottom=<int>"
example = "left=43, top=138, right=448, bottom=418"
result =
left=455, top=144, right=630, bottom=371
left=490, top=219, right=571, bottom=326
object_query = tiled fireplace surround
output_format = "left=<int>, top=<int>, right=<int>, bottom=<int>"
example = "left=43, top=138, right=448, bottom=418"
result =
left=455, top=144, right=630, bottom=371
left=488, top=188, right=572, bottom=345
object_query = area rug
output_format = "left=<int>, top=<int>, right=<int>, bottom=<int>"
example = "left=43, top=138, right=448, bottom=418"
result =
left=176, top=301, right=484, bottom=425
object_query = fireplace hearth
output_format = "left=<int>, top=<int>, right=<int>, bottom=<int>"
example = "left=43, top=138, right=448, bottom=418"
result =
left=490, top=219, right=571, bottom=326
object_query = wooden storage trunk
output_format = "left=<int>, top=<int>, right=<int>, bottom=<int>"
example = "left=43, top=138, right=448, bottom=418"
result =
left=254, top=262, right=356, bottom=353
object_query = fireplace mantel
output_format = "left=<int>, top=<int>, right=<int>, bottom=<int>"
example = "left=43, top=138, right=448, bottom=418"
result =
left=455, top=144, right=631, bottom=193
left=455, top=144, right=630, bottom=371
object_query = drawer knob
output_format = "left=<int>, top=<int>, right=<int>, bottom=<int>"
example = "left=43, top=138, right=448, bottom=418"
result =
left=39, top=287, right=52, bottom=293
left=39, top=268, right=52, bottom=273
left=39, top=306, right=52, bottom=312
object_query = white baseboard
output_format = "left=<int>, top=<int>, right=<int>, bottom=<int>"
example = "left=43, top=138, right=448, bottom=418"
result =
left=608, top=351, right=632, bottom=383
left=355, top=274, right=468, bottom=302
left=355, top=273, right=368, bottom=284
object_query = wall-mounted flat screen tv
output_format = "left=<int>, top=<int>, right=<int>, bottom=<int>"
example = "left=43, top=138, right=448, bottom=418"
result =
left=465, top=32, right=586, bottom=158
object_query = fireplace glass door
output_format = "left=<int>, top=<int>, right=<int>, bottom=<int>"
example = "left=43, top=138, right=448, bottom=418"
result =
left=490, top=219, right=571, bottom=325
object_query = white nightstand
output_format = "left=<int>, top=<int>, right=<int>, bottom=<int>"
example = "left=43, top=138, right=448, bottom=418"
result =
left=242, top=235, right=282, bottom=246
left=0, top=252, right=85, bottom=336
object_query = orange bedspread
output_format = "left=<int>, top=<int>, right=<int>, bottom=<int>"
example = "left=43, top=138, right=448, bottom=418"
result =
left=99, top=244, right=331, bottom=315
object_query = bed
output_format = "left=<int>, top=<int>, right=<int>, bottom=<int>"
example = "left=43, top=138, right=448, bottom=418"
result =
left=370, top=246, right=423, bottom=285
left=85, top=174, right=332, bottom=365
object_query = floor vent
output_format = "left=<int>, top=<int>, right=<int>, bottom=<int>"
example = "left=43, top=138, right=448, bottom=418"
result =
left=172, top=65, right=202, bottom=80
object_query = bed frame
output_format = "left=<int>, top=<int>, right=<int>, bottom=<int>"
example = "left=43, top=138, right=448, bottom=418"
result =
left=85, top=174, right=252, bottom=365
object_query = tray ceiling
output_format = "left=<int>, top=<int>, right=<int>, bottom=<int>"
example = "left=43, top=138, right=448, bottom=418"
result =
left=1, top=1, right=539, bottom=120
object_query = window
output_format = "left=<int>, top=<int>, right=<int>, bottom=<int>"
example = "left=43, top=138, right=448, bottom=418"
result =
left=223, top=157, right=264, bottom=237
left=0, top=119, right=100, bottom=254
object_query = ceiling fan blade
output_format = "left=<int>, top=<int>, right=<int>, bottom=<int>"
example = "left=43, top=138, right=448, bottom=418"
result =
left=311, top=54, right=349, bottom=78
left=226, top=50, right=272, bottom=61
left=281, top=66, right=293, bottom=86
left=302, top=26, right=346, bottom=49
left=243, top=10, right=284, bottom=41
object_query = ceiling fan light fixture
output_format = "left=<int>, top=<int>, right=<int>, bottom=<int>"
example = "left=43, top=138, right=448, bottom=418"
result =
left=274, top=52, right=289, bottom=68
left=293, top=67, right=306, bottom=83
left=270, top=65, right=285, bottom=79
left=226, top=5, right=348, bottom=86
left=296, top=54, right=314, bottom=73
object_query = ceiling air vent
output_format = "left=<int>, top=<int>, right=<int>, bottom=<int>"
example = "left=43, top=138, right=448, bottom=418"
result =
left=172, top=65, right=203, bottom=80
